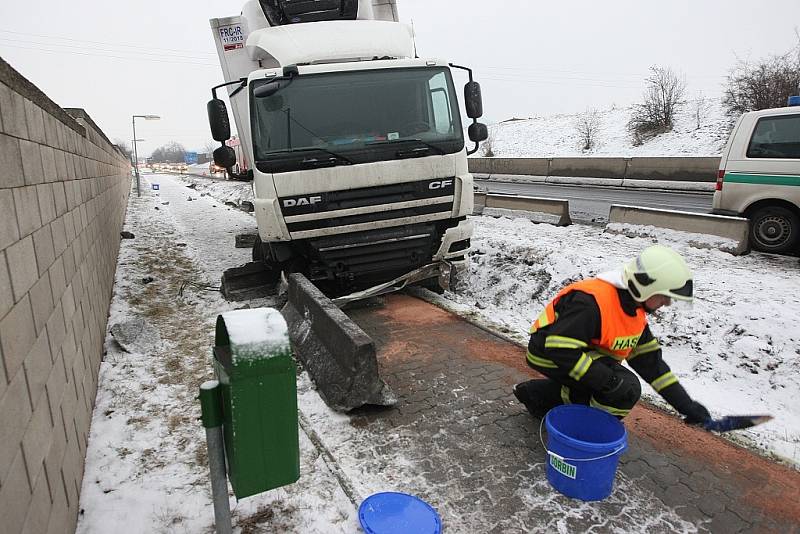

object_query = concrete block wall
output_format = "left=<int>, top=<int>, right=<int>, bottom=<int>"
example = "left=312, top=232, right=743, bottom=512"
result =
left=0, top=58, right=131, bottom=534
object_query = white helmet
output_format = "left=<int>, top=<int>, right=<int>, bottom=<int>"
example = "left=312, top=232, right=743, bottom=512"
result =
left=623, top=245, right=693, bottom=302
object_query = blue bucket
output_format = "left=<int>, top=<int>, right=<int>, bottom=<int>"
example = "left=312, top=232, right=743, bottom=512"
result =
left=359, top=492, right=441, bottom=534
left=543, top=404, right=627, bottom=501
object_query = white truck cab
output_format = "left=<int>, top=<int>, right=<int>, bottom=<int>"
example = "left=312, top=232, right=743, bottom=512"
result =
left=207, top=0, right=487, bottom=295
left=712, top=97, right=800, bottom=253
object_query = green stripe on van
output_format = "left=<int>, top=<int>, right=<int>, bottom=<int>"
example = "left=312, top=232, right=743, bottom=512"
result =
left=724, top=173, right=800, bottom=187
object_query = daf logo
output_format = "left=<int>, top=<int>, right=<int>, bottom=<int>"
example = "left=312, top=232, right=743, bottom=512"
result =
left=429, top=179, right=453, bottom=190
left=283, top=196, right=322, bottom=207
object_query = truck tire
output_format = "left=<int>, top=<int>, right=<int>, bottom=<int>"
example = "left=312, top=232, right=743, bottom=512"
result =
left=749, top=205, right=800, bottom=254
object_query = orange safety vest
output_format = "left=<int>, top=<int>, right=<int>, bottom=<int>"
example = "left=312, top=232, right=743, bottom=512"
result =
left=531, top=278, right=647, bottom=360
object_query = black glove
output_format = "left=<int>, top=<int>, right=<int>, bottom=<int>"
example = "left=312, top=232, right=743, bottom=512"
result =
left=599, top=374, right=638, bottom=404
left=681, top=401, right=711, bottom=425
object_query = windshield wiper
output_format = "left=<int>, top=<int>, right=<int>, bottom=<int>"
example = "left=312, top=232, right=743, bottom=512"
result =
left=260, top=148, right=354, bottom=166
left=366, top=138, right=446, bottom=156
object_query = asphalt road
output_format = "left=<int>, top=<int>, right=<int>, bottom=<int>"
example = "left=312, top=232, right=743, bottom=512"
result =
left=474, top=179, right=714, bottom=223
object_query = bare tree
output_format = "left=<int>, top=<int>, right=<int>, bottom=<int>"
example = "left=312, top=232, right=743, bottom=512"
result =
left=482, top=128, right=496, bottom=157
left=693, top=91, right=710, bottom=130
left=575, top=108, right=602, bottom=151
left=203, top=140, right=217, bottom=156
left=627, top=66, right=686, bottom=143
left=723, top=47, right=800, bottom=114
left=150, top=141, right=187, bottom=163
left=114, top=139, right=133, bottom=159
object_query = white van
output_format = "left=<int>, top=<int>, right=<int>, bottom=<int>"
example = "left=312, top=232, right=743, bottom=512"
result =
left=712, top=100, right=800, bottom=253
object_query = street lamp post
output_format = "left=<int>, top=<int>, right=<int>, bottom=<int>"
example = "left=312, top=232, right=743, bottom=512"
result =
left=132, top=114, right=161, bottom=197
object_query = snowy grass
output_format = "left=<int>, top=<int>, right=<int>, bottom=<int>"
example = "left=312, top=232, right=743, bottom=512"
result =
left=477, top=98, right=733, bottom=158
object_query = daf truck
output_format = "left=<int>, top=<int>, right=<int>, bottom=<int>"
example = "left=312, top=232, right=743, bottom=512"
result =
left=207, top=0, right=487, bottom=296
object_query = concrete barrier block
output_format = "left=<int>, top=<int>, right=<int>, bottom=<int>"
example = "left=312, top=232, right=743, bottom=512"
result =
left=0, top=295, right=37, bottom=381
left=485, top=194, right=571, bottom=226
left=50, top=216, right=67, bottom=258
left=29, top=275, right=54, bottom=333
left=281, top=273, right=395, bottom=412
left=621, top=179, right=715, bottom=192
left=489, top=173, right=548, bottom=184
left=0, top=190, right=20, bottom=250
left=0, top=134, right=24, bottom=188
left=23, top=98, right=46, bottom=145
left=40, top=146, right=57, bottom=183
left=0, top=84, right=29, bottom=139
left=469, top=157, right=549, bottom=176
left=473, top=192, right=486, bottom=215
left=19, top=140, right=44, bottom=185
left=32, top=225, right=55, bottom=277
left=626, top=157, right=719, bottom=182
left=22, top=472, right=50, bottom=534
left=0, top=251, right=12, bottom=320
left=546, top=175, right=623, bottom=187
left=0, top=450, right=31, bottom=534
left=6, top=237, right=38, bottom=300
left=12, top=186, right=42, bottom=239
left=550, top=157, right=627, bottom=179
left=36, top=184, right=56, bottom=225
left=607, top=204, right=750, bottom=255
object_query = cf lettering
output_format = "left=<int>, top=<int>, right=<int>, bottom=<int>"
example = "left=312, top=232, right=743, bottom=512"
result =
left=429, top=179, right=453, bottom=190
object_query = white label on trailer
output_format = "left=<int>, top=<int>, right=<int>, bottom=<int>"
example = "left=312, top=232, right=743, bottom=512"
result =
left=219, top=24, right=245, bottom=51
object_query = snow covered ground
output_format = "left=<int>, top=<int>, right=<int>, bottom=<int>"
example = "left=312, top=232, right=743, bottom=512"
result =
left=168, top=174, right=800, bottom=465
left=445, top=215, right=800, bottom=465
left=478, top=98, right=733, bottom=158
left=165, top=174, right=800, bottom=464
left=77, top=173, right=799, bottom=534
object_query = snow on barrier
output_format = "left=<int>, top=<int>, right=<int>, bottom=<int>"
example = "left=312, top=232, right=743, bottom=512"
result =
left=474, top=192, right=572, bottom=226
left=606, top=204, right=750, bottom=255
left=281, top=273, right=396, bottom=411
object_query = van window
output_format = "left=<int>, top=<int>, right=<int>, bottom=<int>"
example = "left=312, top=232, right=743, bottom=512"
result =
left=746, top=114, right=800, bottom=159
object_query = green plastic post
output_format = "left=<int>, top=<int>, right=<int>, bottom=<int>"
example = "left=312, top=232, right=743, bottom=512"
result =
left=199, top=381, right=223, bottom=428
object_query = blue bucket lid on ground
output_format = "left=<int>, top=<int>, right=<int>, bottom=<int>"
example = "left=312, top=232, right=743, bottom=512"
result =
left=359, top=492, right=442, bottom=534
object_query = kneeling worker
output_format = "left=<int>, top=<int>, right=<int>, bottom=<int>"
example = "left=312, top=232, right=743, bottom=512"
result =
left=514, top=245, right=710, bottom=425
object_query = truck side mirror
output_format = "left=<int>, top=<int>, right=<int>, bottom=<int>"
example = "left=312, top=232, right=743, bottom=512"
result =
left=468, top=122, right=488, bottom=143
left=464, top=81, right=483, bottom=119
left=208, top=99, right=231, bottom=142
left=213, top=145, right=237, bottom=169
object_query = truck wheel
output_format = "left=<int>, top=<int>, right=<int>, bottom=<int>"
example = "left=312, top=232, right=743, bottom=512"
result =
left=749, top=206, right=800, bottom=253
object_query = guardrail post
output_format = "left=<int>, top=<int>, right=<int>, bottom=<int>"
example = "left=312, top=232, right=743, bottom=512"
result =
left=199, top=380, right=232, bottom=534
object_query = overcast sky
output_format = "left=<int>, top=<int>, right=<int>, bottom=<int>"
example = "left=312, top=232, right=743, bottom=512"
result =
left=1, top=0, right=798, bottom=156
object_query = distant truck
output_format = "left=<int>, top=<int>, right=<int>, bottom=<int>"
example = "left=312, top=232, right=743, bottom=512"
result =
left=713, top=96, right=800, bottom=253
left=207, top=0, right=487, bottom=295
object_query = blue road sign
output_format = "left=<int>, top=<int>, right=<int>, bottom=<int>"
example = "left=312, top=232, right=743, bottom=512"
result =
left=185, top=152, right=198, bottom=164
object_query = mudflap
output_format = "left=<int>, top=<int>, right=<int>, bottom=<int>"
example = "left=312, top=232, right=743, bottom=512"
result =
left=220, top=262, right=281, bottom=301
left=281, top=273, right=396, bottom=412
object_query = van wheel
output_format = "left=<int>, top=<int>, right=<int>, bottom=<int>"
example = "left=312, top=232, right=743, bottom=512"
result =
left=749, top=206, right=800, bottom=253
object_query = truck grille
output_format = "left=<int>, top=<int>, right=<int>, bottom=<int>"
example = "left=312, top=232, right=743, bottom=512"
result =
left=280, top=178, right=456, bottom=238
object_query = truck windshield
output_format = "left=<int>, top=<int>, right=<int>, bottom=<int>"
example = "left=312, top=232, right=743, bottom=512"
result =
left=251, top=67, right=464, bottom=171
